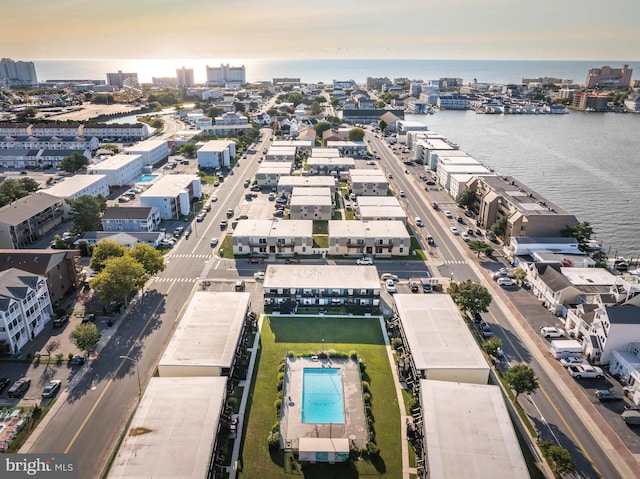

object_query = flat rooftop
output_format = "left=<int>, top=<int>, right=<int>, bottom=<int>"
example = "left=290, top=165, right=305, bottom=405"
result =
left=561, top=266, right=617, bottom=286
left=107, top=376, right=226, bottom=479
left=420, top=379, right=529, bottom=479
left=140, top=174, right=199, bottom=197
left=329, top=220, right=409, bottom=239
left=159, top=292, right=250, bottom=371
left=41, top=174, right=107, bottom=197
left=233, top=219, right=312, bottom=238
left=311, top=147, right=341, bottom=157
left=394, top=294, right=488, bottom=373
left=198, top=140, right=234, bottom=152
left=278, top=176, right=337, bottom=187
left=356, top=196, right=401, bottom=207
left=125, top=139, right=168, bottom=152
left=264, top=265, right=380, bottom=290
left=88, top=153, right=142, bottom=170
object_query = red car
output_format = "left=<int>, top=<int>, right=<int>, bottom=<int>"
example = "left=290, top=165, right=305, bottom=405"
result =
left=248, top=258, right=264, bottom=264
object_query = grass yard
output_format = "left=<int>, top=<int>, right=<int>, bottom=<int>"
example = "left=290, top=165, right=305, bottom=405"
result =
left=239, top=316, right=401, bottom=478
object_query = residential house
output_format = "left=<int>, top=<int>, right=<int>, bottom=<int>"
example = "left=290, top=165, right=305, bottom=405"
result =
left=609, top=342, right=640, bottom=406
left=262, top=265, right=380, bottom=313
left=232, top=220, right=313, bottom=257
left=74, top=231, right=165, bottom=248
left=101, top=206, right=161, bottom=232
left=584, top=306, right=640, bottom=364
left=329, top=220, right=410, bottom=257
left=0, top=193, right=65, bottom=249
left=0, top=268, right=53, bottom=354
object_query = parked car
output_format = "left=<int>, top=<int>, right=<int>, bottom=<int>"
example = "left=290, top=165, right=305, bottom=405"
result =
left=248, top=258, right=264, bottom=264
left=568, top=364, right=604, bottom=379
left=210, top=195, right=218, bottom=202
left=381, top=273, right=399, bottom=282
left=356, top=257, right=373, bottom=265
left=220, top=220, right=228, bottom=230
left=210, top=238, right=219, bottom=247
left=444, top=211, right=453, bottom=218
left=41, top=380, right=62, bottom=398
left=8, top=377, right=31, bottom=398
left=409, top=281, right=420, bottom=293
left=69, top=355, right=85, bottom=366
left=496, top=277, right=517, bottom=287
left=81, top=313, right=96, bottom=324
left=254, top=272, right=265, bottom=280
left=385, top=279, right=397, bottom=294
left=461, top=233, right=471, bottom=242
left=284, top=257, right=300, bottom=264
left=492, top=269, right=515, bottom=280
left=595, top=389, right=624, bottom=401
left=173, top=226, right=184, bottom=237
left=196, top=214, right=205, bottom=222
left=478, top=321, right=494, bottom=338
left=540, top=326, right=565, bottom=338
left=53, top=315, right=69, bottom=328
left=449, top=227, right=459, bottom=235
left=472, top=312, right=483, bottom=323
left=559, top=357, right=589, bottom=367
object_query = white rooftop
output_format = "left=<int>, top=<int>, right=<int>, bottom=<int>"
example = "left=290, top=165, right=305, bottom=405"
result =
left=561, top=267, right=617, bottom=286
left=420, top=379, right=529, bottom=479
left=307, top=157, right=355, bottom=165
left=159, top=292, right=250, bottom=370
left=233, top=219, right=313, bottom=238
left=107, top=376, right=227, bottom=479
left=439, top=164, right=492, bottom=174
left=311, top=147, right=341, bottom=157
left=394, top=294, right=488, bottom=373
left=290, top=195, right=332, bottom=206
left=329, top=220, right=409, bottom=238
left=257, top=163, right=293, bottom=174
left=88, top=153, right=142, bottom=171
left=125, top=139, right=168, bottom=152
left=356, top=196, right=401, bottom=207
left=41, top=174, right=106, bottom=197
left=198, top=140, right=234, bottom=152
left=278, top=176, right=337, bottom=188
left=140, top=174, right=199, bottom=197
left=267, top=146, right=296, bottom=155
left=421, top=138, right=455, bottom=150
left=291, top=187, right=331, bottom=197
left=264, top=265, right=380, bottom=290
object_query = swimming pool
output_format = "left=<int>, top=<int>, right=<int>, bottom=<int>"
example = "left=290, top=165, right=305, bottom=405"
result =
left=302, top=368, right=345, bottom=424
left=137, top=174, right=158, bottom=183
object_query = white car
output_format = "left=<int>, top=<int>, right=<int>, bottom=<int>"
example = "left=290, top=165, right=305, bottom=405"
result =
left=381, top=273, right=399, bottom=282
left=496, top=277, right=516, bottom=287
left=254, top=272, right=265, bottom=280
left=366, top=160, right=376, bottom=165
left=540, top=326, right=565, bottom=338
left=210, top=238, right=219, bottom=247
left=356, top=257, right=374, bottom=265
left=210, top=195, right=218, bottom=202
left=559, top=357, right=589, bottom=367
left=445, top=211, right=453, bottom=218
left=450, top=227, right=459, bottom=235
left=461, top=233, right=471, bottom=242
left=568, top=364, right=604, bottom=379
left=399, top=190, right=406, bottom=197
left=385, top=279, right=397, bottom=293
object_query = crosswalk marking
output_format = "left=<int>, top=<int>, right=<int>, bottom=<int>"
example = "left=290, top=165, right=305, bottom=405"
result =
left=165, top=254, right=211, bottom=259
left=442, top=259, right=468, bottom=265
left=152, top=277, right=199, bottom=283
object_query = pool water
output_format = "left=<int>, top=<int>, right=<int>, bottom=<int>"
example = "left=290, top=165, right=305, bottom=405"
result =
left=302, top=368, right=345, bottom=424
left=137, top=174, right=158, bottom=183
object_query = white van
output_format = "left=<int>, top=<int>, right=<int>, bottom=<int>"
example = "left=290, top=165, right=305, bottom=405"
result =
left=415, top=217, right=423, bottom=227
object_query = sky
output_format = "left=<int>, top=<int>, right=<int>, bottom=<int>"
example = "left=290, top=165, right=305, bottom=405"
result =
left=4, top=0, right=640, bottom=61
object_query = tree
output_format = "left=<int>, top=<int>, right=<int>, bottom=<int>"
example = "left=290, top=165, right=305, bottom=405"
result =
left=16, top=106, right=38, bottom=122
left=181, top=143, right=197, bottom=157
left=233, top=101, right=246, bottom=113
left=0, top=177, right=40, bottom=208
left=348, top=127, right=365, bottom=141
left=561, top=221, right=593, bottom=252
left=309, top=101, right=324, bottom=117
left=67, top=194, right=107, bottom=233
left=59, top=152, right=90, bottom=174
left=207, top=106, right=223, bottom=118
left=378, top=119, right=387, bottom=131
left=513, top=267, right=527, bottom=284
left=482, top=337, right=502, bottom=357
left=455, top=189, right=476, bottom=209
left=70, top=323, right=101, bottom=355
left=539, top=441, right=576, bottom=476
left=44, top=339, right=61, bottom=360
left=89, top=240, right=126, bottom=272
left=90, top=256, right=147, bottom=305
left=314, top=121, right=332, bottom=138
left=490, top=215, right=509, bottom=239
left=504, top=364, right=539, bottom=401
left=126, top=243, right=166, bottom=276
left=467, top=240, right=494, bottom=258
left=448, top=280, right=492, bottom=315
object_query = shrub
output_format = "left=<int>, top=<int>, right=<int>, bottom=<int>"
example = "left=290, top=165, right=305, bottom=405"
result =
left=363, top=392, right=371, bottom=404
left=361, top=381, right=370, bottom=393
left=274, top=398, right=282, bottom=414
left=277, top=363, right=285, bottom=373
left=277, top=372, right=284, bottom=381
left=409, top=396, right=420, bottom=412
left=277, top=378, right=284, bottom=391
left=267, top=430, right=280, bottom=449
left=359, top=361, right=367, bottom=374
left=366, top=442, right=381, bottom=457
left=68, top=352, right=74, bottom=360
left=391, top=337, right=403, bottom=350
left=349, top=350, right=358, bottom=361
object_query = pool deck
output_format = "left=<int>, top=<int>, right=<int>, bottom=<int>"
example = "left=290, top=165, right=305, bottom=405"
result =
left=281, top=356, right=368, bottom=451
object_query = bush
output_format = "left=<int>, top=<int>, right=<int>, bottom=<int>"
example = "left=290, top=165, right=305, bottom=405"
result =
left=361, top=381, right=370, bottom=393
left=274, top=398, right=282, bottom=414
left=408, top=396, right=420, bottom=412
left=277, top=363, right=285, bottom=373
left=277, top=372, right=284, bottom=381
left=359, top=361, right=367, bottom=374
left=68, top=352, right=74, bottom=361
left=366, top=442, right=381, bottom=457
left=349, top=350, right=358, bottom=361
left=391, top=337, right=403, bottom=350
left=277, top=378, right=284, bottom=391
left=363, top=392, right=371, bottom=404
left=267, top=430, right=280, bottom=449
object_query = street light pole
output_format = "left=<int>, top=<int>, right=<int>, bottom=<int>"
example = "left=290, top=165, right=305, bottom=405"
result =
left=120, top=355, right=141, bottom=395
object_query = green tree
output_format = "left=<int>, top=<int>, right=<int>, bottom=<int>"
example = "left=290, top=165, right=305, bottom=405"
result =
left=504, top=364, right=539, bottom=401
left=348, top=127, right=365, bottom=141
left=69, top=323, right=101, bottom=355
left=102, top=144, right=120, bottom=154
left=309, top=101, right=324, bottom=117
left=378, top=119, right=387, bottom=131
left=89, top=239, right=126, bottom=272
left=181, top=143, right=197, bottom=157
left=67, top=194, right=107, bottom=233
left=455, top=189, right=476, bottom=209
left=447, top=280, right=492, bottom=316
left=467, top=240, right=494, bottom=258
left=482, top=337, right=503, bottom=357
left=314, top=121, right=332, bottom=138
left=539, top=441, right=576, bottom=476
left=490, top=215, right=509, bottom=239
left=233, top=101, right=246, bottom=113
left=16, top=106, right=38, bottom=122
left=126, top=243, right=166, bottom=276
left=207, top=106, right=223, bottom=118
left=59, top=152, right=90, bottom=174
left=90, top=256, right=147, bottom=305
left=560, top=221, right=593, bottom=252
left=513, top=267, right=527, bottom=284
left=0, top=177, right=40, bottom=207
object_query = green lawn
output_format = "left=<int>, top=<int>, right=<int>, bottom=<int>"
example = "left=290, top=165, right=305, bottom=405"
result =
left=239, top=316, right=402, bottom=478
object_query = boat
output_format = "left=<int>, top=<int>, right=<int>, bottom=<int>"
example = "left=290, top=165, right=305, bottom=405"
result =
left=584, top=239, right=602, bottom=252
left=613, top=257, right=631, bottom=271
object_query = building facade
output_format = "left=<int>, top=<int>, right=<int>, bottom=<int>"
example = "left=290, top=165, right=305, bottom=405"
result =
left=206, top=64, right=246, bottom=85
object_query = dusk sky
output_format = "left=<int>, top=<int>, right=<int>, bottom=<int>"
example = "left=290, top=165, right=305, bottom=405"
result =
left=5, top=0, right=640, bottom=61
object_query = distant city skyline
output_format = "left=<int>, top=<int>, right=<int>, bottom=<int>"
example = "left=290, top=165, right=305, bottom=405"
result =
left=5, top=0, right=640, bottom=61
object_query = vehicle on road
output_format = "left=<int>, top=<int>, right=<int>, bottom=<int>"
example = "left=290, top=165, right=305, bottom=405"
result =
left=496, top=277, right=517, bottom=287
left=69, top=355, right=85, bottom=365
left=568, top=364, right=604, bottom=379
left=210, top=238, right=218, bottom=247
left=248, top=258, right=264, bottom=264
left=559, top=357, right=589, bottom=367
left=461, top=233, right=471, bottom=242
left=284, top=257, right=300, bottom=264
left=42, top=380, right=62, bottom=398
left=0, top=377, right=10, bottom=393
left=450, top=227, right=459, bottom=235
left=385, top=279, right=397, bottom=294
left=8, top=377, right=31, bottom=398
left=356, top=257, right=373, bottom=265
left=220, top=220, right=228, bottom=230
left=444, top=211, right=452, bottom=218
left=381, top=273, right=399, bottom=281
left=426, top=234, right=435, bottom=245
left=595, top=389, right=624, bottom=401
left=254, top=272, right=265, bottom=280
left=415, top=217, right=423, bottom=227
left=540, top=326, right=565, bottom=338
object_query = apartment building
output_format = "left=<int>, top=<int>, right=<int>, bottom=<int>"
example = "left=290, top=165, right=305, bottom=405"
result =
left=176, top=66, right=194, bottom=87
left=0, top=135, right=99, bottom=151
left=125, top=139, right=169, bottom=166
left=0, top=268, right=53, bottom=354
left=206, top=63, right=246, bottom=85
left=139, top=175, right=202, bottom=220
left=356, top=196, right=407, bottom=223
left=467, top=175, right=578, bottom=244
left=232, top=220, right=313, bottom=256
left=0, top=193, right=64, bottom=249
left=40, top=174, right=109, bottom=216
left=101, top=206, right=161, bottom=232
left=196, top=140, right=236, bottom=169
left=266, top=146, right=296, bottom=163
left=255, top=163, right=293, bottom=187
left=571, top=91, right=609, bottom=111
left=325, top=141, right=367, bottom=157
left=277, top=176, right=337, bottom=197
left=329, top=220, right=410, bottom=257
left=87, top=153, right=144, bottom=186
left=289, top=188, right=333, bottom=220
left=348, top=169, right=389, bottom=196
left=585, top=65, right=633, bottom=88
left=306, top=156, right=355, bottom=175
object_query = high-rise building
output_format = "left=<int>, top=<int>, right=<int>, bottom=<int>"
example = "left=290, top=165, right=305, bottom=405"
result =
left=206, top=64, right=246, bottom=85
left=584, top=65, right=633, bottom=89
left=106, top=70, right=139, bottom=87
left=0, top=58, right=37, bottom=87
left=176, top=66, right=194, bottom=87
